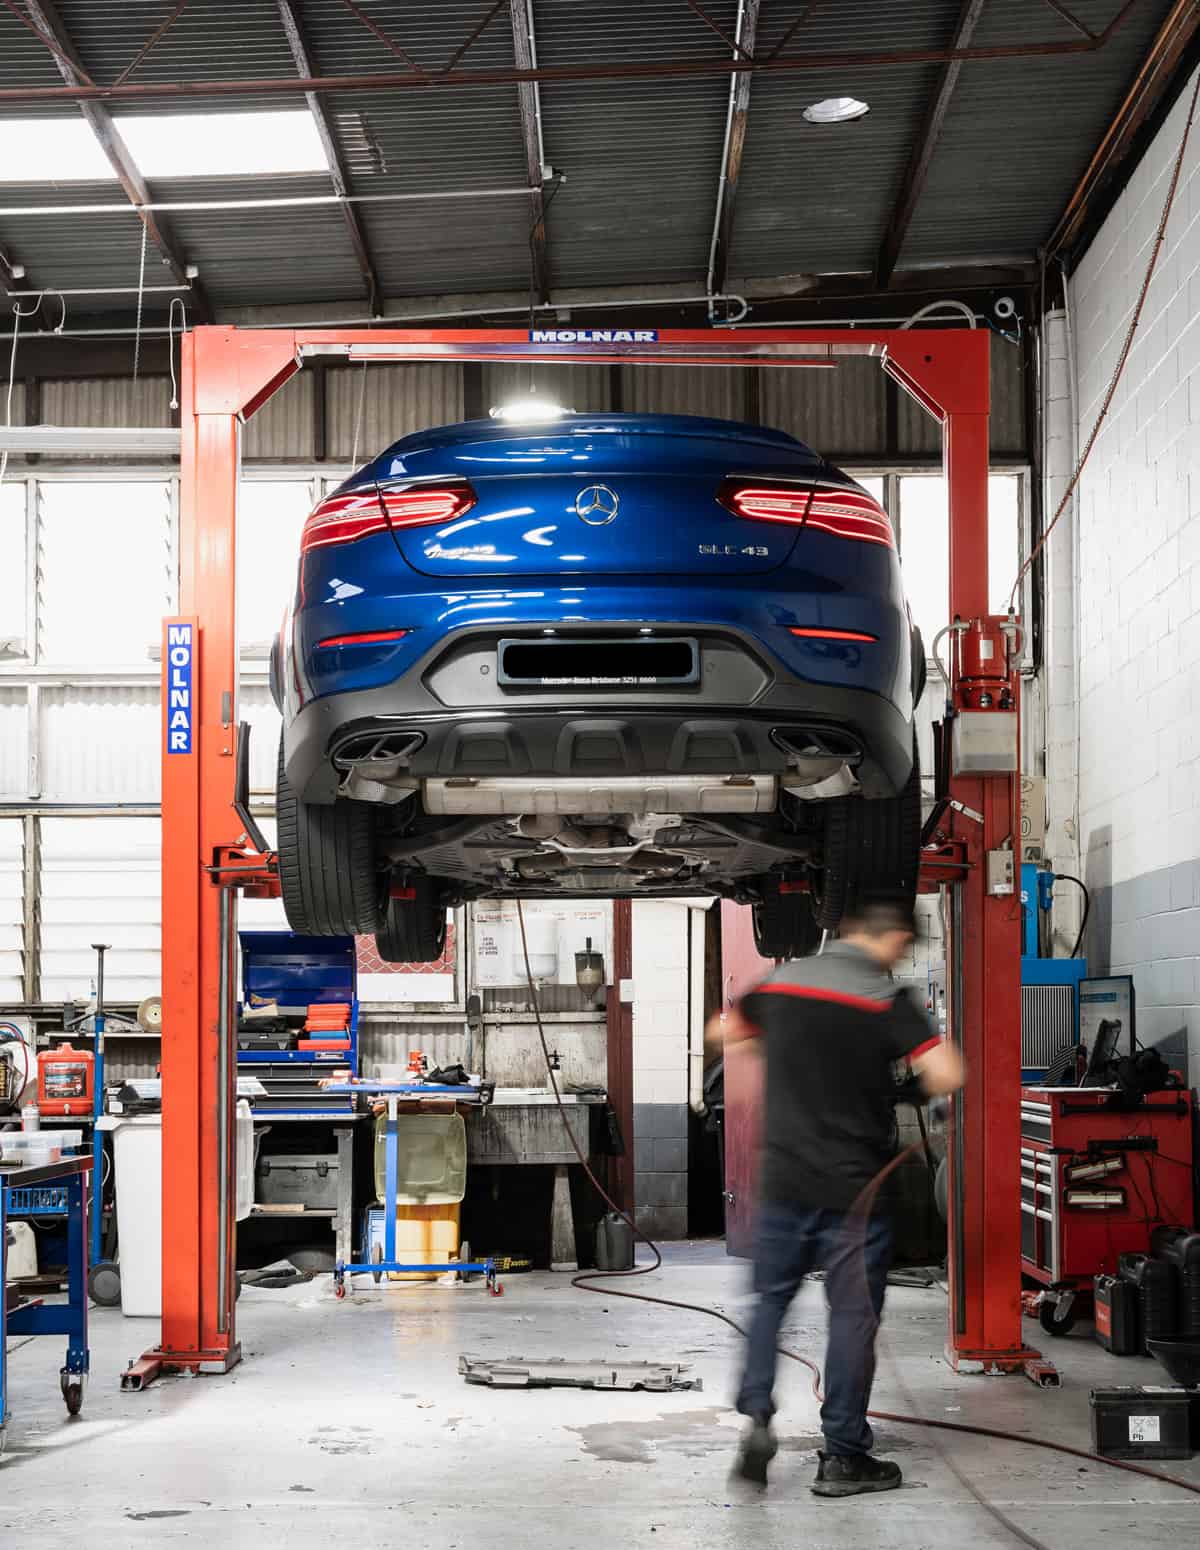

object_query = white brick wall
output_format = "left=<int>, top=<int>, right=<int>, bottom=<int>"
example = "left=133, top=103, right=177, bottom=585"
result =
left=1069, top=67, right=1200, bottom=1068
left=630, top=899, right=690, bottom=1105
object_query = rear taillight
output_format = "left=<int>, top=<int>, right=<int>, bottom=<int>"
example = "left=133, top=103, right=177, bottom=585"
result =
left=316, top=628, right=409, bottom=650
left=300, top=481, right=476, bottom=553
left=789, top=626, right=878, bottom=642
left=718, top=480, right=894, bottom=548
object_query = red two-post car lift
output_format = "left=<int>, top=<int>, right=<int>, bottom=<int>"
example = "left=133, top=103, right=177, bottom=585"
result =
left=121, top=324, right=1044, bottom=1390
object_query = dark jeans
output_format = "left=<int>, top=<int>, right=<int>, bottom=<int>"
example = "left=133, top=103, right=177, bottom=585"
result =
left=736, top=1201, right=892, bottom=1456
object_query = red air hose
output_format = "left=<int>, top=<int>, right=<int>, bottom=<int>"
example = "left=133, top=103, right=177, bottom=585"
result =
left=514, top=904, right=1200, bottom=1504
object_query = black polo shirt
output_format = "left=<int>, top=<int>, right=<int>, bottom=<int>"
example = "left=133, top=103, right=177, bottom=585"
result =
left=739, top=941, right=938, bottom=1211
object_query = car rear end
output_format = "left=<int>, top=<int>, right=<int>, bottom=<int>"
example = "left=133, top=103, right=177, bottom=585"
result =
left=278, top=413, right=916, bottom=810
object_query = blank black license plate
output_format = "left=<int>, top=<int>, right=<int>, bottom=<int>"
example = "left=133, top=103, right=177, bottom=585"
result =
left=497, top=636, right=700, bottom=686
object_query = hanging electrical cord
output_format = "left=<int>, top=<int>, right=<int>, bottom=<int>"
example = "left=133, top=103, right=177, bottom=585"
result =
left=900, top=298, right=978, bottom=329
left=132, top=223, right=148, bottom=383
left=1054, top=872, right=1091, bottom=958
left=167, top=296, right=187, bottom=410
left=1010, top=66, right=1200, bottom=612
left=515, top=899, right=1200, bottom=1505
left=0, top=292, right=53, bottom=493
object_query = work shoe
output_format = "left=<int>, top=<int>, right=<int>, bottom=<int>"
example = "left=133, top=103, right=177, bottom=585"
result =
left=811, top=1450, right=902, bottom=1497
left=734, top=1418, right=778, bottom=1486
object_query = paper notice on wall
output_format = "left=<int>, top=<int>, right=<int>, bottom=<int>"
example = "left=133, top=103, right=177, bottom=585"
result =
left=472, top=901, right=611, bottom=989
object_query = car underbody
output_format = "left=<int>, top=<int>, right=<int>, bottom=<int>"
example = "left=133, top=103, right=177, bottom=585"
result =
left=371, top=772, right=839, bottom=901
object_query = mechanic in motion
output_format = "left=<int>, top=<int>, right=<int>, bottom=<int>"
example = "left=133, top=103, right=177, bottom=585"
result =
left=709, top=898, right=964, bottom=1497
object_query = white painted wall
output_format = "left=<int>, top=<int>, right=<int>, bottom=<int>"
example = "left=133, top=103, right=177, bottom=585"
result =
left=1069, top=66, right=1200, bottom=1069
left=630, top=899, right=691, bottom=1109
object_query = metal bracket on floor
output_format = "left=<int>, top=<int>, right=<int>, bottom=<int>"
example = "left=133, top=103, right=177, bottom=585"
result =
left=121, top=1343, right=242, bottom=1392
left=458, top=1354, right=701, bottom=1391
left=1022, top=1355, right=1061, bottom=1388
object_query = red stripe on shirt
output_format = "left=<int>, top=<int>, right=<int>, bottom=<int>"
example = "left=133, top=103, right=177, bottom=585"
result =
left=908, top=1035, right=942, bottom=1061
left=749, top=982, right=890, bottom=1014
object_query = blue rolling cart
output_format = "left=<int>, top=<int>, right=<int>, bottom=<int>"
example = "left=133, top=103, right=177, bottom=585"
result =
left=322, top=1086, right=502, bottom=1299
left=1, top=1154, right=93, bottom=1452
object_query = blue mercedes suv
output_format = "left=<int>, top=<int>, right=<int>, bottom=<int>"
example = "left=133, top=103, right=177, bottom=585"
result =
left=272, top=411, right=924, bottom=962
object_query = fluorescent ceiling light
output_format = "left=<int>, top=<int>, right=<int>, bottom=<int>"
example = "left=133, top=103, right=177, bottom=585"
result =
left=490, top=399, right=572, bottom=423
left=0, top=111, right=327, bottom=182
left=802, top=97, right=870, bottom=124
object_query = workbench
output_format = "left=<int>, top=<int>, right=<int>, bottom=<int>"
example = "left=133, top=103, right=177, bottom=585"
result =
left=1, top=1155, right=92, bottom=1451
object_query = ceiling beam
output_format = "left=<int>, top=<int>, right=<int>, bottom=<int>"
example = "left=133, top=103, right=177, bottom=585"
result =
left=0, top=0, right=1141, bottom=104
left=710, top=0, right=761, bottom=296
left=508, top=0, right=550, bottom=306
left=875, top=0, right=987, bottom=288
left=276, top=0, right=382, bottom=316
left=20, top=0, right=212, bottom=323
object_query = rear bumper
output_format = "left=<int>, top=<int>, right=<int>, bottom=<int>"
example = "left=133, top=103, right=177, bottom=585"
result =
left=285, top=677, right=913, bottom=804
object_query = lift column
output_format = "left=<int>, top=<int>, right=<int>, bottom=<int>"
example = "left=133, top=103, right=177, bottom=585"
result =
left=138, top=330, right=297, bottom=1382
left=892, top=330, right=1034, bottom=1373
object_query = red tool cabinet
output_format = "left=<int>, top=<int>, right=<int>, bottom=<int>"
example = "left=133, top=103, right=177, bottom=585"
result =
left=1020, top=1086, right=1194, bottom=1292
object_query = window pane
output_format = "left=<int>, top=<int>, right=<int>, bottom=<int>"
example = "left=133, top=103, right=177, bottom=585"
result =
left=39, top=818, right=161, bottom=1001
left=0, top=480, right=26, bottom=651
left=238, top=482, right=312, bottom=653
left=899, top=474, right=1021, bottom=647
left=40, top=483, right=172, bottom=664
left=0, top=817, right=23, bottom=1000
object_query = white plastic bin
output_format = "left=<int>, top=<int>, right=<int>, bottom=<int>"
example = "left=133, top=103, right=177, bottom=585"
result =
left=101, top=1101, right=253, bottom=1317
left=101, top=1113, right=162, bottom=1317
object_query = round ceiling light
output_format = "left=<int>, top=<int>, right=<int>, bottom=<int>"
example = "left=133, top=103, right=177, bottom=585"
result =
left=802, top=96, right=870, bottom=124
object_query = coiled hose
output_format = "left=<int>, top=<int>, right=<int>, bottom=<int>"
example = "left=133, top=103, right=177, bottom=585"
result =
left=514, top=903, right=1200, bottom=1511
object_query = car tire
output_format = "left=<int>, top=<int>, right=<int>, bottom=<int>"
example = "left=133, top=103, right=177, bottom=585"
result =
left=375, top=876, right=447, bottom=965
left=815, top=735, right=922, bottom=932
left=752, top=880, right=822, bottom=960
left=276, top=736, right=383, bottom=935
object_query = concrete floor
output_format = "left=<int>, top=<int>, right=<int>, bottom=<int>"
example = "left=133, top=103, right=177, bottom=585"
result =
left=2, top=1244, right=1198, bottom=1547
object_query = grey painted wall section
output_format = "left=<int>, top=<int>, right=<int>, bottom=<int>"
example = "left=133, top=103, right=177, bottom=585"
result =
left=1084, top=859, right=1199, bottom=1081
left=633, top=1101, right=689, bottom=1241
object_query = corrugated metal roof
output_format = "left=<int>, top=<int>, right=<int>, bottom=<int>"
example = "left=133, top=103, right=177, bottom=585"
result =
left=760, top=358, right=888, bottom=457
left=620, top=362, right=747, bottom=418
left=42, top=375, right=172, bottom=429
left=243, top=368, right=315, bottom=458
left=903, top=0, right=1174, bottom=263
left=731, top=1, right=958, bottom=277
left=535, top=0, right=736, bottom=287
left=56, top=0, right=308, bottom=115
left=326, top=363, right=465, bottom=458
left=0, top=1, right=1183, bottom=317
left=144, top=174, right=363, bottom=305
left=0, top=180, right=145, bottom=298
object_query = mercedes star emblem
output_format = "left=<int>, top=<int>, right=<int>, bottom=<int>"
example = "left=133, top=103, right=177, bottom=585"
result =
left=574, top=484, right=620, bottom=525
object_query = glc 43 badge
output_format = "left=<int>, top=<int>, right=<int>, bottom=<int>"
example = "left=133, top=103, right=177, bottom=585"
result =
left=699, top=543, right=769, bottom=557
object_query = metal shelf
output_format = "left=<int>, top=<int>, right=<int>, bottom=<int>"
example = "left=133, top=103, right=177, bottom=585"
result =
left=249, top=1207, right=336, bottom=1218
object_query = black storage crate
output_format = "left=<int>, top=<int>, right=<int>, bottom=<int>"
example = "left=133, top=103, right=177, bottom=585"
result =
left=1153, top=1229, right=1200, bottom=1340
left=1119, top=1252, right=1178, bottom=1352
left=1094, top=1273, right=1141, bottom=1355
left=1090, top=1386, right=1194, bottom=1460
